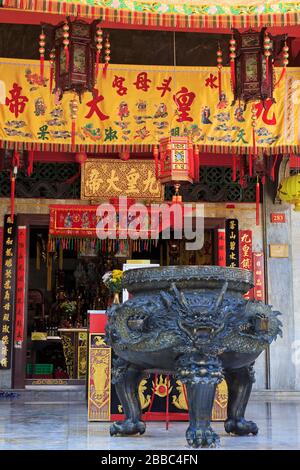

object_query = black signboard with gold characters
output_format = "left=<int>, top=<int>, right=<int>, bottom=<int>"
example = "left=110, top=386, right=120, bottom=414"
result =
left=226, top=218, right=239, bottom=268
left=0, top=215, right=16, bottom=369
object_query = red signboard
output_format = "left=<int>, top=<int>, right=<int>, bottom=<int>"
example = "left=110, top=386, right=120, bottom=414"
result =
left=14, top=226, right=26, bottom=347
left=253, top=252, right=265, bottom=302
left=0, top=227, right=3, bottom=304
left=271, top=213, right=286, bottom=224
left=239, top=230, right=253, bottom=300
left=217, top=229, right=226, bottom=267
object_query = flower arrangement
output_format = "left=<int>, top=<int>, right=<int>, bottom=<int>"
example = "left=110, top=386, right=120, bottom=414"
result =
left=102, top=269, right=123, bottom=294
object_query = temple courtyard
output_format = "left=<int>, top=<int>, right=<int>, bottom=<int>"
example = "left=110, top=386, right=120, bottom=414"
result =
left=0, top=396, right=299, bottom=450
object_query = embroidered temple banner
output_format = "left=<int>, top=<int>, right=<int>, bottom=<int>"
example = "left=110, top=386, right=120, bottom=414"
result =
left=0, top=58, right=299, bottom=154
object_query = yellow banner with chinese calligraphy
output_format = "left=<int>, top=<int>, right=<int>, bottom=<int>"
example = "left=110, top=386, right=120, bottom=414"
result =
left=81, top=159, right=163, bottom=201
left=0, top=58, right=300, bottom=155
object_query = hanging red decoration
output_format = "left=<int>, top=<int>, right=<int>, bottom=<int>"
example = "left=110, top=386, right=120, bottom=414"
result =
left=216, top=43, right=223, bottom=101
left=275, top=41, right=289, bottom=88
left=153, top=145, right=159, bottom=178
left=39, top=30, right=46, bottom=80
left=194, top=145, right=200, bottom=183
left=75, top=152, right=87, bottom=165
left=248, top=154, right=253, bottom=177
left=63, top=22, right=70, bottom=71
left=251, top=104, right=257, bottom=157
left=70, top=97, right=78, bottom=150
left=229, top=36, right=236, bottom=92
left=27, top=150, right=34, bottom=176
left=49, top=49, right=55, bottom=93
left=95, top=25, right=103, bottom=78
left=256, top=178, right=260, bottom=226
left=103, top=34, right=111, bottom=78
left=232, top=155, right=237, bottom=182
left=10, top=166, right=18, bottom=223
left=264, top=31, right=272, bottom=85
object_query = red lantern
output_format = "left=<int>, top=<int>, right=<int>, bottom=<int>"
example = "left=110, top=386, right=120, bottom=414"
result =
left=157, top=137, right=195, bottom=184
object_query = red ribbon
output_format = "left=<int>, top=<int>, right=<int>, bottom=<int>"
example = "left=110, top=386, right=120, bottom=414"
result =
left=256, top=181, right=260, bottom=226
left=103, top=61, right=109, bottom=78
left=40, top=55, right=44, bottom=80
left=27, top=150, right=34, bottom=176
left=232, top=155, right=237, bottom=182
left=10, top=174, right=15, bottom=223
left=274, top=66, right=286, bottom=89
left=65, top=47, right=69, bottom=71
left=71, top=120, right=76, bottom=150
left=230, top=59, right=236, bottom=91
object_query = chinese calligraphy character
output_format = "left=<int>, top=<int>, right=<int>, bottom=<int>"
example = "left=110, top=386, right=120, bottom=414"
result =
left=5, top=259, right=12, bottom=268
left=205, top=73, right=218, bottom=89
left=255, top=99, right=276, bottom=125
left=156, top=77, right=172, bottom=97
left=105, top=127, right=118, bottom=142
left=126, top=168, right=140, bottom=193
left=173, top=87, right=195, bottom=123
left=86, top=169, right=103, bottom=193
left=2, top=325, right=10, bottom=334
left=143, top=170, right=161, bottom=196
left=236, top=129, right=248, bottom=144
left=0, top=358, right=8, bottom=368
left=5, top=83, right=28, bottom=118
left=85, top=89, right=109, bottom=121
left=112, top=75, right=128, bottom=96
left=241, top=233, right=251, bottom=243
left=133, top=72, right=151, bottom=92
left=37, top=124, right=50, bottom=140
left=5, top=248, right=13, bottom=257
left=106, top=169, right=121, bottom=192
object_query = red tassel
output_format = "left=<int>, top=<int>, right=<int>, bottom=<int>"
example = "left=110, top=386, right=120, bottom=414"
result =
left=256, top=180, right=260, bottom=226
left=252, top=128, right=256, bottom=156
left=95, top=50, right=100, bottom=78
left=232, top=155, right=237, bottom=182
left=71, top=119, right=76, bottom=150
left=218, top=69, right=222, bottom=100
left=103, top=61, right=109, bottom=78
left=13, top=150, right=20, bottom=168
left=194, top=147, right=200, bottom=183
left=249, top=154, right=253, bottom=177
left=27, top=150, right=34, bottom=176
left=40, top=55, right=44, bottom=80
left=265, top=56, right=269, bottom=85
left=230, top=60, right=236, bottom=91
left=153, top=145, right=159, bottom=179
left=275, top=67, right=286, bottom=88
left=50, top=66, right=54, bottom=93
left=65, top=47, right=69, bottom=71
left=10, top=174, right=15, bottom=223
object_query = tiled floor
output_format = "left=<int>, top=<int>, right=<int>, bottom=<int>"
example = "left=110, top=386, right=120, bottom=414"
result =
left=0, top=399, right=299, bottom=450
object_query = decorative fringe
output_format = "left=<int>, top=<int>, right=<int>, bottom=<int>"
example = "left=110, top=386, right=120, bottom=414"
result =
left=256, top=179, right=260, bottom=226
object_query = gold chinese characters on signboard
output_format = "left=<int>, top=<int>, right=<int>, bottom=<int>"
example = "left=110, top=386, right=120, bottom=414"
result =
left=81, top=159, right=164, bottom=201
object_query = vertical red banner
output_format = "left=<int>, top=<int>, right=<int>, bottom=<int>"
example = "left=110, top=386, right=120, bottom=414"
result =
left=14, top=226, right=27, bottom=348
left=217, top=228, right=226, bottom=266
left=239, top=230, right=253, bottom=299
left=253, top=252, right=265, bottom=303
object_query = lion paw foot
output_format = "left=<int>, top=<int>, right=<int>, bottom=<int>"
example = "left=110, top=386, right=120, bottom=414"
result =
left=110, top=419, right=146, bottom=437
left=186, top=425, right=220, bottom=448
left=225, top=418, right=258, bottom=436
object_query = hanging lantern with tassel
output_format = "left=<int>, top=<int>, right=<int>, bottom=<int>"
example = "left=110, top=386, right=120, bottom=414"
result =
left=70, top=97, right=78, bottom=150
left=217, top=43, right=223, bottom=102
left=103, top=33, right=111, bottom=78
left=39, top=30, right=46, bottom=80
left=63, top=22, right=70, bottom=71
left=275, top=41, right=289, bottom=88
left=229, top=35, right=236, bottom=92
left=264, top=31, right=272, bottom=86
left=95, top=25, right=103, bottom=78
left=251, top=103, right=257, bottom=160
